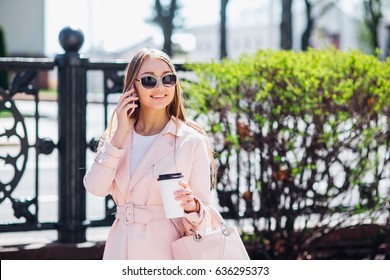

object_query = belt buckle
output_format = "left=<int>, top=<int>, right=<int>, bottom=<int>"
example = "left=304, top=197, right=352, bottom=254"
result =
left=124, top=204, right=134, bottom=224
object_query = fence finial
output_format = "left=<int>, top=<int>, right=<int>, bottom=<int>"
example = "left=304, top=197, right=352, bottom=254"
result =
left=58, top=27, right=84, bottom=53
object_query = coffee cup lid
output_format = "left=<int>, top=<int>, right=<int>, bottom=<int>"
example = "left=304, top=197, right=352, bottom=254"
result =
left=158, top=173, right=183, bottom=181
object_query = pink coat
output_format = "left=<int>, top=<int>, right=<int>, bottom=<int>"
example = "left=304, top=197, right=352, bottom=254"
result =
left=83, top=117, right=212, bottom=259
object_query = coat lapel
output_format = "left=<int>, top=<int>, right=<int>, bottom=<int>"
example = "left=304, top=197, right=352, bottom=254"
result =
left=126, top=118, right=186, bottom=197
left=128, top=133, right=173, bottom=190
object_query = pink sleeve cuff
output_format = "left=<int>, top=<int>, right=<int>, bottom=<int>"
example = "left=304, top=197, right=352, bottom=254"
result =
left=94, top=142, right=126, bottom=169
left=184, top=198, right=205, bottom=226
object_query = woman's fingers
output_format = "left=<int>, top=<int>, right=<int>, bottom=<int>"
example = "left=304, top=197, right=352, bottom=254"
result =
left=175, top=192, right=193, bottom=201
left=118, top=95, right=138, bottom=110
left=176, top=193, right=194, bottom=202
left=174, top=181, right=197, bottom=212
left=118, top=88, right=137, bottom=106
left=178, top=181, right=190, bottom=190
left=117, top=89, right=132, bottom=105
left=121, top=87, right=136, bottom=99
left=175, top=182, right=192, bottom=198
left=117, top=97, right=139, bottom=117
left=113, top=89, right=139, bottom=132
left=124, top=102, right=138, bottom=117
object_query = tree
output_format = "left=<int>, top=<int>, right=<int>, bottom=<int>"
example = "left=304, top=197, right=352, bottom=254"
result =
left=0, top=26, right=8, bottom=90
left=301, top=0, right=314, bottom=50
left=220, top=0, right=230, bottom=59
left=301, top=0, right=339, bottom=51
left=281, top=0, right=293, bottom=50
left=150, top=0, right=181, bottom=56
left=363, top=0, right=383, bottom=52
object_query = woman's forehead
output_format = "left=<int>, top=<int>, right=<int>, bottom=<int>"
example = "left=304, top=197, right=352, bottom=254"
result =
left=139, top=57, right=172, bottom=74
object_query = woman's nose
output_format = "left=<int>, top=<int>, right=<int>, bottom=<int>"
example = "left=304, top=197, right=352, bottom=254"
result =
left=155, top=78, right=164, bottom=89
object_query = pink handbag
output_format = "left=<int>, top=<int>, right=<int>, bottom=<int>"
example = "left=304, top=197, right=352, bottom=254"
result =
left=171, top=206, right=250, bottom=260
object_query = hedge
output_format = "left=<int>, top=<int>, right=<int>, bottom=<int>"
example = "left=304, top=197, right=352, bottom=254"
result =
left=183, top=48, right=390, bottom=259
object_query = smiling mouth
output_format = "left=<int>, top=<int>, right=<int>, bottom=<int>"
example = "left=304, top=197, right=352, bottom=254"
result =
left=150, top=94, right=167, bottom=99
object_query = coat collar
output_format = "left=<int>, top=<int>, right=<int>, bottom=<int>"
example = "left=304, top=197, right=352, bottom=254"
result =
left=127, top=116, right=186, bottom=137
left=160, top=116, right=186, bottom=137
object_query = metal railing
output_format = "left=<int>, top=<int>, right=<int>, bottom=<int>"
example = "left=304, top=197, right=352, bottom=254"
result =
left=0, top=58, right=56, bottom=235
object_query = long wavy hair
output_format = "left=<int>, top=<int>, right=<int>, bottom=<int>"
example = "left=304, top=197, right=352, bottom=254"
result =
left=102, top=48, right=216, bottom=188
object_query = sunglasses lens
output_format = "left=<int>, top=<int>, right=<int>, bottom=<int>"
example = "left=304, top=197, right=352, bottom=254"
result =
left=162, top=74, right=177, bottom=87
left=141, top=76, right=157, bottom=89
left=139, top=74, right=177, bottom=89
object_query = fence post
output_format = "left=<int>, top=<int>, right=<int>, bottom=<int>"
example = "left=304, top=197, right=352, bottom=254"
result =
left=55, top=27, right=87, bottom=243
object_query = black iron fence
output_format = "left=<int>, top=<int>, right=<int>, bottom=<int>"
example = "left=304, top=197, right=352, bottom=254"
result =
left=0, top=28, right=188, bottom=243
left=0, top=58, right=56, bottom=235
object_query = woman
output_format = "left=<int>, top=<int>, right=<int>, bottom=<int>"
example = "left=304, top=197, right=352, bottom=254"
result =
left=83, top=48, right=215, bottom=259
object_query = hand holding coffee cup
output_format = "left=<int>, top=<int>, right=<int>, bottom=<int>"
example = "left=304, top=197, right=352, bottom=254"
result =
left=174, top=181, right=199, bottom=214
left=158, top=173, right=198, bottom=218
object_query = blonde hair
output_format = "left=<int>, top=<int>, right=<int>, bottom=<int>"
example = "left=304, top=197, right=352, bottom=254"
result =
left=103, top=48, right=216, bottom=188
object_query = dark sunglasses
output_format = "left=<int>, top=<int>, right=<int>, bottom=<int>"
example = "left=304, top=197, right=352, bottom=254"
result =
left=135, top=73, right=177, bottom=90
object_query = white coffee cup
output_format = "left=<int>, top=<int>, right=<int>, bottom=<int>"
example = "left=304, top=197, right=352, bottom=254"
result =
left=158, top=173, right=184, bottom=218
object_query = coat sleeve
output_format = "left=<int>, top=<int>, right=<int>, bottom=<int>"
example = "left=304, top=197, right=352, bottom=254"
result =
left=181, top=134, right=213, bottom=234
left=83, top=141, right=126, bottom=197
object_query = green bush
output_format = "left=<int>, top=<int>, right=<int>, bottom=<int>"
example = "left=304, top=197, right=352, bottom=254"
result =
left=183, top=48, right=390, bottom=259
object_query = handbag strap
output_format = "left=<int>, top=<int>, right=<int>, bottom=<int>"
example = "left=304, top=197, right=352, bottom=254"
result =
left=207, top=205, right=226, bottom=227
left=170, top=204, right=230, bottom=239
left=207, top=205, right=231, bottom=236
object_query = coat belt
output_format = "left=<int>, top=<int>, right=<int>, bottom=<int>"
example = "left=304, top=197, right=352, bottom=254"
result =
left=115, top=204, right=166, bottom=224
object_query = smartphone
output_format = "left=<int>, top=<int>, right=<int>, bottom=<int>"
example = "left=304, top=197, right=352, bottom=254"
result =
left=127, top=91, right=138, bottom=116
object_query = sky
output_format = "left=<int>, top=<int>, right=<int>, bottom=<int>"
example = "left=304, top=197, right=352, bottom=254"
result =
left=45, top=0, right=221, bottom=55
left=44, top=0, right=380, bottom=56
left=44, top=0, right=288, bottom=55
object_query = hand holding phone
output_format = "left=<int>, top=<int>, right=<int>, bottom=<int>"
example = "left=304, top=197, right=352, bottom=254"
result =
left=127, top=90, right=138, bottom=117
left=113, top=88, right=139, bottom=142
